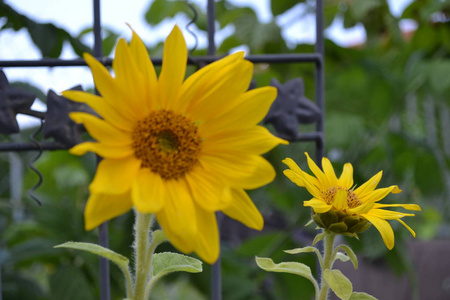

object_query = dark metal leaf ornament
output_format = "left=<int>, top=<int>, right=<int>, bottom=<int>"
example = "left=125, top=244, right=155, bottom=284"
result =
left=0, top=70, right=36, bottom=134
left=43, top=86, right=94, bottom=147
left=264, top=78, right=321, bottom=141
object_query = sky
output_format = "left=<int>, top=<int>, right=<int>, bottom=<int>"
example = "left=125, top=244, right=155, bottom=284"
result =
left=0, top=0, right=414, bottom=128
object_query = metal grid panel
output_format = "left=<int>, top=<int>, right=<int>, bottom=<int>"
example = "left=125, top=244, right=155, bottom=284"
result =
left=0, top=1, right=325, bottom=299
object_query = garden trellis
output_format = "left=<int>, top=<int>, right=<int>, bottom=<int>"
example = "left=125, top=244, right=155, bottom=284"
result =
left=0, top=0, right=325, bottom=299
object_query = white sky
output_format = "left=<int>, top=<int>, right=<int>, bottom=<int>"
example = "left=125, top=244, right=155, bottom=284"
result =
left=0, top=0, right=414, bottom=128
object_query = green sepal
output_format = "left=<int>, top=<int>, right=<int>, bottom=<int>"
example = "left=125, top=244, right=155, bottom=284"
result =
left=318, top=210, right=338, bottom=227
left=334, top=244, right=358, bottom=270
left=255, top=256, right=318, bottom=289
left=329, top=222, right=348, bottom=233
left=323, top=269, right=353, bottom=300
left=313, top=231, right=327, bottom=245
left=312, top=213, right=326, bottom=228
left=55, top=241, right=128, bottom=270
left=349, top=292, right=378, bottom=300
left=349, top=220, right=371, bottom=233
left=152, top=252, right=202, bottom=278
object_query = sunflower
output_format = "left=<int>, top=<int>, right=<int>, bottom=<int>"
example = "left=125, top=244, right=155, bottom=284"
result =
left=283, top=153, right=421, bottom=249
left=63, top=25, right=287, bottom=264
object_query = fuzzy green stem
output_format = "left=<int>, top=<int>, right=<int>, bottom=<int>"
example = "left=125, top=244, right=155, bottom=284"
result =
left=133, top=212, right=153, bottom=300
left=318, top=231, right=336, bottom=300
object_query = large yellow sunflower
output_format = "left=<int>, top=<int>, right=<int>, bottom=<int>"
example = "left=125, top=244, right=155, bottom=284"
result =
left=63, top=25, right=287, bottom=264
left=283, top=153, right=421, bottom=249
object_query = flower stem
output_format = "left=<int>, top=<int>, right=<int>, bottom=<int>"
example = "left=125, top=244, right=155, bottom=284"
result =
left=133, top=212, right=153, bottom=300
left=318, top=231, right=336, bottom=300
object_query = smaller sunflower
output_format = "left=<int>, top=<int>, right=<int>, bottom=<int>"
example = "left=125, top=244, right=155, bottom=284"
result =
left=283, top=153, right=421, bottom=249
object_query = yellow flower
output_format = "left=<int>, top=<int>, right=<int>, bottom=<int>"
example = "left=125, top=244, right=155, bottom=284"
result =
left=63, top=25, right=287, bottom=264
left=283, top=153, right=421, bottom=249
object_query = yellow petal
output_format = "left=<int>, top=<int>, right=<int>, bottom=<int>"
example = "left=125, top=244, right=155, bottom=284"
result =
left=202, top=126, right=287, bottom=155
left=84, top=191, right=133, bottom=230
left=158, top=25, right=187, bottom=109
left=200, top=86, right=277, bottom=135
left=304, top=152, right=329, bottom=188
left=70, top=142, right=133, bottom=159
left=354, top=171, right=382, bottom=199
left=131, top=168, right=165, bottom=213
left=112, top=39, right=148, bottom=118
left=129, top=29, right=158, bottom=111
left=348, top=201, right=374, bottom=214
left=361, top=185, right=402, bottom=203
left=338, top=163, right=353, bottom=189
left=62, top=90, right=134, bottom=131
left=282, top=158, right=320, bottom=188
left=366, top=208, right=415, bottom=220
left=84, top=53, right=133, bottom=115
left=283, top=169, right=305, bottom=187
left=321, top=157, right=338, bottom=187
left=397, top=218, right=416, bottom=237
left=361, top=214, right=395, bottom=249
left=373, top=203, right=421, bottom=211
left=90, top=157, right=141, bottom=194
left=303, top=198, right=331, bottom=213
left=194, top=207, right=220, bottom=264
left=201, top=154, right=275, bottom=189
left=155, top=179, right=197, bottom=254
left=333, top=189, right=348, bottom=210
left=222, top=188, right=263, bottom=230
left=187, top=59, right=253, bottom=121
left=69, top=112, right=132, bottom=146
left=179, top=52, right=244, bottom=113
left=185, top=167, right=229, bottom=211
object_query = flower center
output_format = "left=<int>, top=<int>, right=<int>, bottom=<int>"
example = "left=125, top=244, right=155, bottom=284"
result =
left=323, top=187, right=362, bottom=209
left=132, top=110, right=202, bottom=180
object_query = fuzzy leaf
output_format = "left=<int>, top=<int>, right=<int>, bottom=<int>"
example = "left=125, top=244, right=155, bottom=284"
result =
left=349, top=292, right=378, bottom=300
left=152, top=252, right=202, bottom=278
left=335, top=244, right=358, bottom=270
left=55, top=242, right=128, bottom=270
left=323, top=269, right=353, bottom=300
left=335, top=252, right=350, bottom=263
left=255, top=256, right=318, bottom=287
left=284, top=246, right=323, bottom=266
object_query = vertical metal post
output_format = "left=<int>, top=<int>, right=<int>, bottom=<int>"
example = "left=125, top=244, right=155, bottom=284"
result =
left=206, top=1, right=221, bottom=300
left=93, top=1, right=110, bottom=300
left=315, top=0, right=325, bottom=165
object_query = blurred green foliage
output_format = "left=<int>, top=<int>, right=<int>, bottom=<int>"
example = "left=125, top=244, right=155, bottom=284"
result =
left=1, top=0, right=449, bottom=299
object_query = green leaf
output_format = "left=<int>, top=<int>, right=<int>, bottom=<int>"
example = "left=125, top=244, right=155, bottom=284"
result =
left=313, top=231, right=327, bottom=245
left=55, top=242, right=128, bottom=271
left=284, top=246, right=323, bottom=266
left=271, top=0, right=302, bottom=16
left=255, top=256, right=318, bottom=288
left=349, top=292, right=378, bottom=300
left=152, top=252, right=202, bottom=278
left=145, top=0, right=188, bottom=25
left=151, top=230, right=167, bottom=249
left=323, top=269, right=353, bottom=300
left=335, top=252, right=350, bottom=263
left=335, top=244, right=358, bottom=270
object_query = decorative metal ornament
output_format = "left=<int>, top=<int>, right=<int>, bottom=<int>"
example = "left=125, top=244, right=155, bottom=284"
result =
left=264, top=78, right=321, bottom=141
left=0, top=70, right=36, bottom=134
left=43, top=86, right=94, bottom=147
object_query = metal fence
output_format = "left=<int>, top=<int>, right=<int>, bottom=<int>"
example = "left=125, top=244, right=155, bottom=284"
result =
left=0, top=0, right=325, bottom=299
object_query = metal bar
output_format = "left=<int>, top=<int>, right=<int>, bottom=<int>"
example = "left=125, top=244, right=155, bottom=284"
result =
left=0, top=53, right=321, bottom=68
left=314, top=0, right=325, bottom=165
left=0, top=142, right=68, bottom=151
left=92, top=1, right=111, bottom=300
left=206, top=0, right=222, bottom=299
